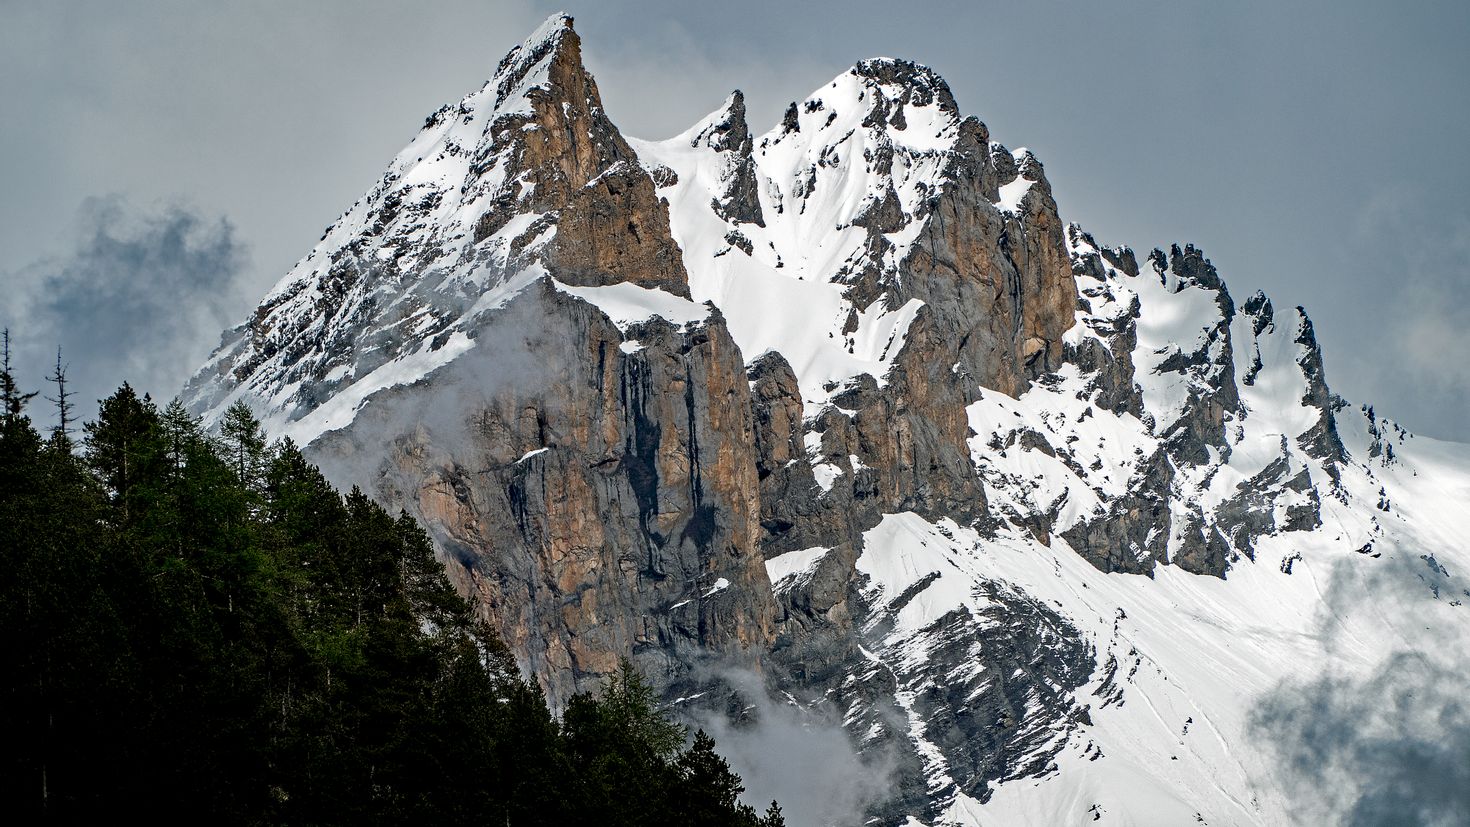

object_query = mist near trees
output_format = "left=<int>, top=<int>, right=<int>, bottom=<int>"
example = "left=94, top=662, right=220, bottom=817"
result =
left=0, top=339, right=783, bottom=826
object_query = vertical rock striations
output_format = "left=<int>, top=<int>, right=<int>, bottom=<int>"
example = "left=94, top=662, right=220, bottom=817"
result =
left=349, top=288, right=774, bottom=702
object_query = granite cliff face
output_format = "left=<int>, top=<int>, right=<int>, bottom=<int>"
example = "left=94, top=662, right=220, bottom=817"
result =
left=185, top=15, right=1470, bottom=827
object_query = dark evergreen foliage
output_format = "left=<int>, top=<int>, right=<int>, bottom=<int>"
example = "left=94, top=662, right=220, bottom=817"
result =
left=0, top=365, right=782, bottom=826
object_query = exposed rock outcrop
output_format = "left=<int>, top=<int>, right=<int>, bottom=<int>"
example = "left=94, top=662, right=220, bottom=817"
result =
left=471, top=17, right=689, bottom=296
left=688, top=91, right=766, bottom=228
left=317, top=283, right=776, bottom=703
left=1292, top=308, right=1348, bottom=466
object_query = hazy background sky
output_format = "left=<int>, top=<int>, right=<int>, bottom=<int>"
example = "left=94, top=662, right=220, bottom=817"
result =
left=2, top=0, right=1467, bottom=439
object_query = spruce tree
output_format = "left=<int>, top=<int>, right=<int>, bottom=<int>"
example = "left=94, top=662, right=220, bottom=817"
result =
left=220, top=399, right=268, bottom=492
left=679, top=729, right=762, bottom=826
left=84, top=384, right=166, bottom=524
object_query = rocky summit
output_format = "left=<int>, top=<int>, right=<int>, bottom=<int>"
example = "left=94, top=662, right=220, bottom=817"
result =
left=184, top=14, right=1470, bottom=826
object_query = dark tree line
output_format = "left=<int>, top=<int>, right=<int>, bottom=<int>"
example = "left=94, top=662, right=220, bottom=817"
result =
left=0, top=343, right=783, bottom=826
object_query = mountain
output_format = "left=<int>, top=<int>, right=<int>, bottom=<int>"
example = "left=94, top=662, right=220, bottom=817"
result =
left=184, top=15, right=1470, bottom=826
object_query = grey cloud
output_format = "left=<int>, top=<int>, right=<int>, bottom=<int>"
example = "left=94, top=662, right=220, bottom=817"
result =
left=689, top=667, right=896, bottom=827
left=1252, top=550, right=1470, bottom=826
left=1250, top=651, right=1470, bottom=827
left=5, top=196, right=251, bottom=423
left=1343, top=188, right=1470, bottom=439
left=306, top=284, right=564, bottom=492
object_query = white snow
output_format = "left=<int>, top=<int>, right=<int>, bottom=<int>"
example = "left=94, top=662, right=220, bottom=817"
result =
left=996, top=177, right=1033, bottom=213
left=764, top=546, right=832, bottom=593
left=551, top=279, right=709, bottom=331
left=856, top=459, right=1470, bottom=826
left=812, top=462, right=843, bottom=493
left=629, top=66, right=956, bottom=409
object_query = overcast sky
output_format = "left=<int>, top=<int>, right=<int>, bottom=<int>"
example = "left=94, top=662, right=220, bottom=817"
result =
left=3, top=0, right=1467, bottom=439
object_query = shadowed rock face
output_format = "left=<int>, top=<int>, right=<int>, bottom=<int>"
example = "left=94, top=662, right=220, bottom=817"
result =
left=900, top=135, right=1075, bottom=397
left=688, top=90, right=766, bottom=228
left=316, top=284, right=776, bottom=704
left=1065, top=226, right=1143, bottom=419
left=1292, top=309, right=1347, bottom=465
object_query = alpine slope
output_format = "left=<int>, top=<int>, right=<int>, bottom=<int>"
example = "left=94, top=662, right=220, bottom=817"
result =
left=185, top=14, right=1470, bottom=826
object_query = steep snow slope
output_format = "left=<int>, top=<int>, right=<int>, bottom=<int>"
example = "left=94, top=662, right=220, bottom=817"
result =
left=860, top=429, right=1470, bottom=826
left=630, top=65, right=1048, bottom=411
left=632, top=85, right=934, bottom=409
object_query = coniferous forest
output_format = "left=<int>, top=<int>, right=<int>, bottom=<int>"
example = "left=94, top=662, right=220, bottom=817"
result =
left=0, top=341, right=784, bottom=826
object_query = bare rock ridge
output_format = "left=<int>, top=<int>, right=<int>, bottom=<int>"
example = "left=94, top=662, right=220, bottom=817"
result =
left=687, top=90, right=766, bottom=228
left=475, top=17, right=690, bottom=297
left=183, top=14, right=1456, bottom=826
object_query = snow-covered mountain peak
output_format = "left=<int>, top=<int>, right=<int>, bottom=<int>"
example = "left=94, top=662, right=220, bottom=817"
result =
left=489, top=12, right=576, bottom=106
left=1148, top=243, right=1231, bottom=302
left=753, top=60, right=967, bottom=236
left=181, top=18, right=1470, bottom=826
left=633, top=57, right=1075, bottom=411
left=183, top=11, right=695, bottom=444
left=684, top=90, right=752, bottom=153
left=773, top=57, right=963, bottom=141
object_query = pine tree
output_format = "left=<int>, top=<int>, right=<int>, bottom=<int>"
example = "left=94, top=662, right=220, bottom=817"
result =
left=0, top=329, right=42, bottom=490
left=0, top=368, right=119, bottom=821
left=160, top=400, right=198, bottom=474
left=678, top=729, right=754, bottom=824
left=560, top=661, right=691, bottom=826
left=5, top=377, right=783, bottom=825
left=0, top=367, right=48, bottom=815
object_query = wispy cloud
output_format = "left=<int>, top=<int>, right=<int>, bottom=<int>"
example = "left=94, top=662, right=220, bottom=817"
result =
left=1335, top=185, right=1470, bottom=439
left=688, top=666, right=896, bottom=827
left=1251, top=650, right=1470, bottom=826
left=4, top=196, right=251, bottom=423
left=1250, top=551, right=1470, bottom=826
